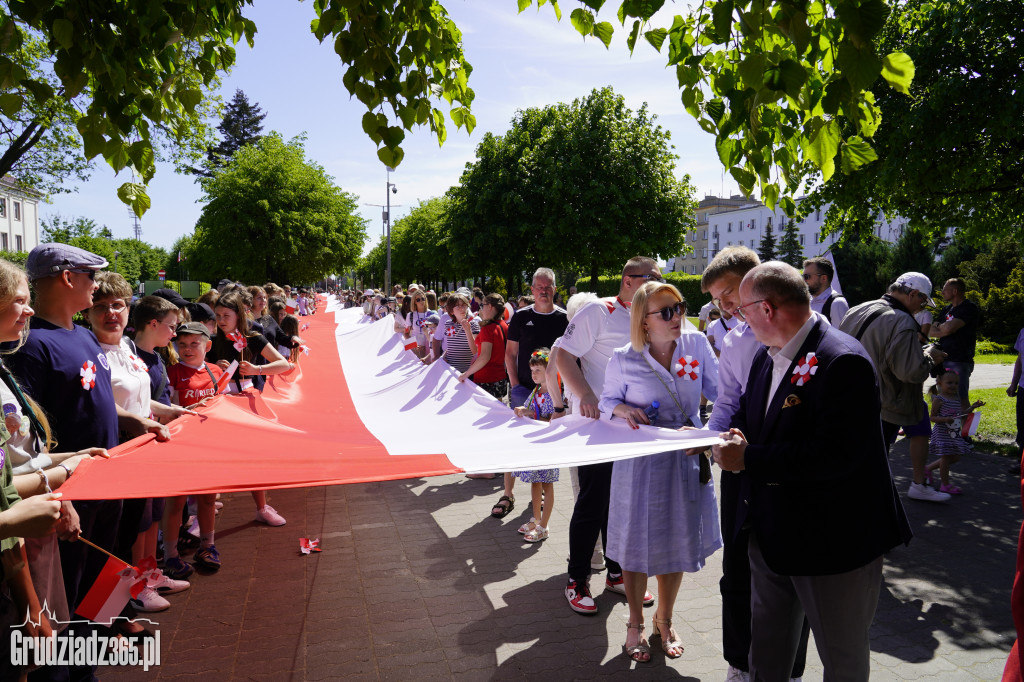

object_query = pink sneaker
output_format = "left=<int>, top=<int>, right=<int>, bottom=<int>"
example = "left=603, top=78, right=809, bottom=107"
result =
left=255, top=504, right=286, bottom=526
left=939, top=484, right=961, bottom=495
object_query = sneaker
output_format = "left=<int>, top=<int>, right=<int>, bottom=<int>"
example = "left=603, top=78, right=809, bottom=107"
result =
left=255, top=504, right=286, bottom=526
left=177, top=525, right=200, bottom=552
left=939, top=483, right=962, bottom=495
left=194, top=545, right=221, bottom=570
left=161, top=556, right=194, bottom=581
left=908, top=482, right=951, bottom=503
left=591, top=546, right=606, bottom=572
left=130, top=586, right=170, bottom=613
left=565, top=579, right=598, bottom=615
left=605, top=573, right=655, bottom=606
left=147, top=569, right=190, bottom=595
left=725, top=667, right=751, bottom=682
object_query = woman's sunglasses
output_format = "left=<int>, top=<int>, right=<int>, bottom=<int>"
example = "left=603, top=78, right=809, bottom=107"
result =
left=645, top=302, right=684, bottom=322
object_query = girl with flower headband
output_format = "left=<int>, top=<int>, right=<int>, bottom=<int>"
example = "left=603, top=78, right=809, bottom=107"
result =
left=209, top=290, right=292, bottom=527
left=510, top=347, right=560, bottom=543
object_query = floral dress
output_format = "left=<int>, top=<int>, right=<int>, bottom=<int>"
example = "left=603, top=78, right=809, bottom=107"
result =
left=512, top=389, right=560, bottom=483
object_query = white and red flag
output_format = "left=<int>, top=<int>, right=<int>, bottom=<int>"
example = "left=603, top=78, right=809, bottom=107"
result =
left=75, top=557, right=145, bottom=624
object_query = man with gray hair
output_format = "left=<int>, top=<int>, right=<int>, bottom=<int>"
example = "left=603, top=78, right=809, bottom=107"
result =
left=840, top=272, right=950, bottom=502
left=489, top=268, right=567, bottom=518
left=714, top=261, right=911, bottom=680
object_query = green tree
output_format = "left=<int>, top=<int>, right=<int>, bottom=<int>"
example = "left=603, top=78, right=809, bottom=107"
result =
left=2, top=0, right=916, bottom=217
left=388, top=197, right=455, bottom=288
left=447, top=87, right=695, bottom=291
left=777, top=220, right=803, bottom=267
left=189, top=89, right=266, bottom=178
left=808, top=0, right=1024, bottom=244
left=958, top=236, right=1023, bottom=296
left=980, top=263, right=1024, bottom=345
left=757, top=222, right=777, bottom=262
left=831, top=235, right=892, bottom=306
left=189, top=133, right=367, bottom=284
left=881, top=226, right=934, bottom=285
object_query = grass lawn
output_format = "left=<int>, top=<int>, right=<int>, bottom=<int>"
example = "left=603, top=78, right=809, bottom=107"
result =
left=970, top=387, right=1020, bottom=456
left=976, top=353, right=1019, bottom=365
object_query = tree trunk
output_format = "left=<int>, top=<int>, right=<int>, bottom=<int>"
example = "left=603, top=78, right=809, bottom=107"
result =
left=588, top=262, right=599, bottom=291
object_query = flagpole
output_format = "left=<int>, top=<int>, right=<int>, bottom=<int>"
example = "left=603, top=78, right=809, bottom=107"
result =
left=77, top=536, right=136, bottom=571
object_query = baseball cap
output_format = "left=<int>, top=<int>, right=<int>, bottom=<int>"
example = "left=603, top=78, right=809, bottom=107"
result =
left=26, top=243, right=108, bottom=281
left=425, top=313, right=440, bottom=326
left=894, top=272, right=935, bottom=306
left=152, top=288, right=188, bottom=308
left=175, top=321, right=212, bottom=339
left=363, top=289, right=375, bottom=297
left=185, top=301, right=215, bottom=322
left=456, top=286, right=472, bottom=297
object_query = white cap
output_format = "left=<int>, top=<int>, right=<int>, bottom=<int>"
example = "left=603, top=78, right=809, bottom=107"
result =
left=363, top=289, right=375, bottom=297
left=894, top=272, right=934, bottom=306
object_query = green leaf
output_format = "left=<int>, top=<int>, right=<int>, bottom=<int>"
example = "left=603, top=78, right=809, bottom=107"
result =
left=593, top=22, right=614, bottom=48
left=779, top=195, right=796, bottom=217
left=737, top=54, right=765, bottom=89
left=835, top=40, right=882, bottom=92
left=0, top=93, right=22, bottom=116
left=52, top=18, right=74, bottom=50
left=517, top=0, right=531, bottom=12
left=706, top=98, right=726, bottom=126
left=377, top=145, right=405, bottom=167
left=570, top=8, right=595, bottom=37
left=729, top=165, right=756, bottom=193
left=762, top=183, right=779, bottom=211
left=839, top=135, right=878, bottom=174
left=644, top=28, right=667, bottom=52
left=716, top=137, right=741, bottom=167
left=712, top=0, right=734, bottom=42
left=800, top=118, right=840, bottom=181
left=626, top=19, right=640, bottom=52
left=380, top=126, right=405, bottom=148
left=177, top=88, right=203, bottom=113
left=117, top=182, right=151, bottom=217
left=880, top=51, right=914, bottom=95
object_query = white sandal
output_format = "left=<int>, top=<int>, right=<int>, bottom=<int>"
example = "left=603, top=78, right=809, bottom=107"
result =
left=524, top=525, right=548, bottom=542
left=518, top=517, right=537, bottom=534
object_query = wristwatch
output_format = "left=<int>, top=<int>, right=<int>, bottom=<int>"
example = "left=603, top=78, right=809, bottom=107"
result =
left=553, top=406, right=566, bottom=413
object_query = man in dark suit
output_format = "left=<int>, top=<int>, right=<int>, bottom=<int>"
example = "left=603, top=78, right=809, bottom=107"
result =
left=713, top=262, right=912, bottom=681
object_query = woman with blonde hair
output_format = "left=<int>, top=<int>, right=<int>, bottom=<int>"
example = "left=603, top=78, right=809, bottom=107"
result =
left=599, top=280, right=722, bottom=663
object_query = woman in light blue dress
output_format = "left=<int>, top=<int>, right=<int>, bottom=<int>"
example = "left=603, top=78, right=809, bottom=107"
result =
left=599, top=281, right=723, bottom=663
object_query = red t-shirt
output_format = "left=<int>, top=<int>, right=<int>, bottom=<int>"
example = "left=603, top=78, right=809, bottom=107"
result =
left=473, top=321, right=507, bottom=383
left=168, top=362, right=224, bottom=407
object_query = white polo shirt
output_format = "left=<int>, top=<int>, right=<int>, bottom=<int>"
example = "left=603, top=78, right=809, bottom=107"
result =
left=556, top=297, right=631, bottom=404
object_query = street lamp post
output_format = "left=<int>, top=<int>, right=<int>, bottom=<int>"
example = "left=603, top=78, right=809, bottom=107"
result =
left=386, top=166, right=397, bottom=296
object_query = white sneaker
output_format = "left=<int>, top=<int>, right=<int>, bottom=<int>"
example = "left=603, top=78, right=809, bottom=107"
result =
left=725, top=666, right=750, bottom=682
left=591, top=546, right=606, bottom=571
left=255, top=504, right=286, bottom=526
left=908, top=482, right=951, bottom=502
left=147, top=569, right=190, bottom=595
left=130, top=586, right=170, bottom=613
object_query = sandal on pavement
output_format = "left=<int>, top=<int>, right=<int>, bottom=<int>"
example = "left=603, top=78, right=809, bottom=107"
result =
left=524, top=525, right=548, bottom=543
left=622, top=622, right=651, bottom=663
left=518, top=517, right=537, bottom=534
left=491, top=495, right=514, bottom=518
left=652, top=617, right=684, bottom=658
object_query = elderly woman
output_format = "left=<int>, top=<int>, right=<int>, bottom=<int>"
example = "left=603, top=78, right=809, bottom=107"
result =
left=599, top=281, right=722, bottom=663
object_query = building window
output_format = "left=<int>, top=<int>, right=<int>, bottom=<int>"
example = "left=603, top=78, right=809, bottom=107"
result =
left=0, top=199, right=5, bottom=218
left=814, top=234, right=820, bottom=243
left=691, top=265, right=697, bottom=275
left=13, top=202, right=20, bottom=221
left=703, top=229, right=708, bottom=239
left=1, top=234, right=7, bottom=251
left=766, top=216, right=772, bottom=228
left=727, top=222, right=732, bottom=232
left=750, top=219, right=756, bottom=231
left=750, top=239, right=754, bottom=247
left=14, top=235, right=21, bottom=251
left=799, top=234, right=805, bottom=246
left=702, top=248, right=708, bottom=258
left=816, top=208, right=821, bottom=221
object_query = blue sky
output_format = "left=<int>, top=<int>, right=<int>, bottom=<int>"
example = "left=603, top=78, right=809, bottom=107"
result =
left=48, top=1, right=740, bottom=254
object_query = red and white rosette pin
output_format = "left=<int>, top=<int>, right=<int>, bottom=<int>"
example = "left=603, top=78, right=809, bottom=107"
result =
left=790, top=352, right=818, bottom=386
left=80, top=360, right=97, bottom=390
left=228, top=331, right=247, bottom=352
left=674, top=355, right=700, bottom=381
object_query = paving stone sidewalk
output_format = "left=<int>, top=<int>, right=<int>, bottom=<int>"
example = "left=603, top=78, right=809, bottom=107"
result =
left=100, top=436, right=1019, bottom=681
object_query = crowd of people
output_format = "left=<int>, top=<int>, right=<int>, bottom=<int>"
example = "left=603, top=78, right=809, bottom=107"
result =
left=1, top=235, right=1019, bottom=680
left=332, top=249, right=1019, bottom=679
left=0, top=243, right=317, bottom=681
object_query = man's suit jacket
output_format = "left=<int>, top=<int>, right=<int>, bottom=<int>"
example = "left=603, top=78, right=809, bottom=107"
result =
left=732, top=317, right=912, bottom=576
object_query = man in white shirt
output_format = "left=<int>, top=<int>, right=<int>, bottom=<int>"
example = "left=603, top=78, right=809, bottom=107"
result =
left=697, top=299, right=718, bottom=331
left=554, top=256, right=660, bottom=615
left=803, top=256, right=848, bottom=325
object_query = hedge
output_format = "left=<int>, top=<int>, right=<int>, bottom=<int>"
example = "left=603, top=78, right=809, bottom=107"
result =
left=572, top=273, right=711, bottom=312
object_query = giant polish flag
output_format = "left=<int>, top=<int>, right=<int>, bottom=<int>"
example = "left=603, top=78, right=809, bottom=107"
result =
left=58, top=298, right=722, bottom=500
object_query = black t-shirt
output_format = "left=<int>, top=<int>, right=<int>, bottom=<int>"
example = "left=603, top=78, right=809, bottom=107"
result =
left=136, top=347, right=172, bottom=406
left=936, top=299, right=981, bottom=362
left=210, top=331, right=271, bottom=391
left=507, top=305, right=568, bottom=388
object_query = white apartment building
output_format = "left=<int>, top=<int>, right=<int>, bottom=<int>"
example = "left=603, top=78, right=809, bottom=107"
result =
left=668, top=196, right=917, bottom=275
left=0, top=176, right=41, bottom=253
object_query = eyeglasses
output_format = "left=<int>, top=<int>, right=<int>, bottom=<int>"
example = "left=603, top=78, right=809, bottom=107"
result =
left=70, top=269, right=97, bottom=281
left=801, top=272, right=820, bottom=281
left=645, top=302, right=684, bottom=321
left=733, top=299, right=772, bottom=321
left=91, top=301, right=127, bottom=314
left=626, top=273, right=664, bottom=282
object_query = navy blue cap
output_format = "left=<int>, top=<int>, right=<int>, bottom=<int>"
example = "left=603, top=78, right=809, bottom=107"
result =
left=26, top=243, right=108, bottom=281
